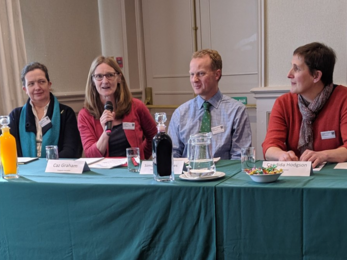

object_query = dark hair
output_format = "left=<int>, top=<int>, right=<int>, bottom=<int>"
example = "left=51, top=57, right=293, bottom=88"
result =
left=21, top=62, right=50, bottom=86
left=293, top=42, right=336, bottom=86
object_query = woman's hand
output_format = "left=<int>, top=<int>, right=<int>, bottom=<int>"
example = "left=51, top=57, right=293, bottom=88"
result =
left=265, top=147, right=298, bottom=161
left=100, top=109, right=115, bottom=129
left=300, top=149, right=328, bottom=168
left=96, top=110, right=115, bottom=155
left=278, top=150, right=299, bottom=161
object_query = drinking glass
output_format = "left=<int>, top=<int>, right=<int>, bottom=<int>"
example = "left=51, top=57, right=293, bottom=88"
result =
left=126, top=147, right=141, bottom=172
left=241, top=147, right=256, bottom=171
left=46, top=145, right=59, bottom=160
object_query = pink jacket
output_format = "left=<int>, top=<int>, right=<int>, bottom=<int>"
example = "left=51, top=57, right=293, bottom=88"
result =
left=78, top=98, right=157, bottom=159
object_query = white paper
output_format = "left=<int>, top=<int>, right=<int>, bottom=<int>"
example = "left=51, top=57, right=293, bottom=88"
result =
left=75, top=157, right=104, bottom=165
left=89, top=158, right=127, bottom=169
left=18, top=157, right=39, bottom=164
left=334, top=162, right=347, bottom=169
left=313, top=162, right=326, bottom=171
left=45, top=160, right=90, bottom=174
left=262, top=161, right=312, bottom=176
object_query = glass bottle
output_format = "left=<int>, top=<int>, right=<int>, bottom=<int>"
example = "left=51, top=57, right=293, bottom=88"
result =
left=0, top=115, right=18, bottom=179
left=152, top=112, right=174, bottom=182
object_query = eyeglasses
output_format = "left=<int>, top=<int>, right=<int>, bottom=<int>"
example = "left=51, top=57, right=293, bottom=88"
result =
left=92, top=72, right=119, bottom=81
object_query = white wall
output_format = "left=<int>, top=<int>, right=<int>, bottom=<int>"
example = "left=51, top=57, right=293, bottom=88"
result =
left=265, top=0, right=347, bottom=87
left=16, top=0, right=347, bottom=152
left=252, top=0, right=347, bottom=159
left=20, top=0, right=101, bottom=97
left=19, top=0, right=347, bottom=98
left=97, top=0, right=142, bottom=94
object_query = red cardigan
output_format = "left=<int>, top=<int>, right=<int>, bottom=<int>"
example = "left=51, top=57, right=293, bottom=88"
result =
left=78, top=98, right=157, bottom=159
left=262, top=85, right=347, bottom=157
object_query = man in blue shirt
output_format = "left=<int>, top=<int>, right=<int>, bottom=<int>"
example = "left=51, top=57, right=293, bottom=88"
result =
left=168, top=49, right=252, bottom=159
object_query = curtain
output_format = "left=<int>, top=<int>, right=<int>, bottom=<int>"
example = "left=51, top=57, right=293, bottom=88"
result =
left=0, top=0, right=27, bottom=115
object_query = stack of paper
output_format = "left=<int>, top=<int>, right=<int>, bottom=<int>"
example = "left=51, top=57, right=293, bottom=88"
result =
left=76, top=158, right=127, bottom=169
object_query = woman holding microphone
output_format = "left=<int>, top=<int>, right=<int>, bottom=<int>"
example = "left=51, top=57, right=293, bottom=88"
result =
left=78, top=56, right=157, bottom=159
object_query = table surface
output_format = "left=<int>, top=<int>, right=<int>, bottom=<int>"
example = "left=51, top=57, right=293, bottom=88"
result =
left=1, top=159, right=347, bottom=260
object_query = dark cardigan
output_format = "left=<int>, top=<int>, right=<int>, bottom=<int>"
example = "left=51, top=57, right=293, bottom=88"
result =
left=8, top=93, right=82, bottom=158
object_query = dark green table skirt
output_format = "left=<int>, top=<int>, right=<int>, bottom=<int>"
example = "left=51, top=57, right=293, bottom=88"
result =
left=0, top=159, right=238, bottom=260
left=1, top=159, right=347, bottom=259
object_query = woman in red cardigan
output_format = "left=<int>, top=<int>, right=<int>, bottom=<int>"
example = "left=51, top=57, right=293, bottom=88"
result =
left=262, top=42, right=347, bottom=168
left=78, top=56, right=157, bottom=159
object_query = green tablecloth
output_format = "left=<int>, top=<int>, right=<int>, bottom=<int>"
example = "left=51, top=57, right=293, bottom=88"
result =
left=216, top=161, right=347, bottom=260
left=0, top=159, right=238, bottom=260
left=1, top=159, right=347, bottom=259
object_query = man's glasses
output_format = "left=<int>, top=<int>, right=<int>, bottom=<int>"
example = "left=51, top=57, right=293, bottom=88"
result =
left=93, top=72, right=119, bottom=81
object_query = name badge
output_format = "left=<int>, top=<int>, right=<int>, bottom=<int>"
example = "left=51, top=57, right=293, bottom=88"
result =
left=123, top=122, right=135, bottom=130
left=211, top=125, right=224, bottom=135
left=321, top=130, right=336, bottom=140
left=39, top=116, right=51, bottom=128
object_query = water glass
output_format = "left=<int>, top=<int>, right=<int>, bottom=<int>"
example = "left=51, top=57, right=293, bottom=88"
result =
left=46, top=145, right=59, bottom=160
left=126, top=147, right=141, bottom=172
left=241, top=147, right=256, bottom=171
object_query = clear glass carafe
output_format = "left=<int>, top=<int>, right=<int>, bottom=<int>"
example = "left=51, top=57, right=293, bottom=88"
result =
left=187, top=132, right=215, bottom=177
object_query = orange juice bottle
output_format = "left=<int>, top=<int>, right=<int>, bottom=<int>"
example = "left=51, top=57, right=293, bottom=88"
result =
left=0, top=116, right=18, bottom=179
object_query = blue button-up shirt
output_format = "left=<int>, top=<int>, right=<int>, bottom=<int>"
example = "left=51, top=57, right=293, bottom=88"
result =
left=168, top=90, right=252, bottom=159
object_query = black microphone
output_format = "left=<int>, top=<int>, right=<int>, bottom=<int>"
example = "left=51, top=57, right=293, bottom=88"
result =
left=104, top=101, right=113, bottom=135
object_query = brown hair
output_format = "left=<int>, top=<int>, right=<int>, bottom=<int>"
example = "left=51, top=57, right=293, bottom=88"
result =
left=84, top=56, right=132, bottom=119
left=293, top=42, right=336, bottom=86
left=21, top=62, right=50, bottom=86
left=192, top=49, right=222, bottom=81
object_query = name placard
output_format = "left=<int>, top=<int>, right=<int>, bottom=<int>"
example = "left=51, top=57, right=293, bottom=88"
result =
left=262, top=161, right=312, bottom=176
left=140, top=161, right=153, bottom=174
left=140, top=160, right=184, bottom=175
left=45, top=160, right=90, bottom=174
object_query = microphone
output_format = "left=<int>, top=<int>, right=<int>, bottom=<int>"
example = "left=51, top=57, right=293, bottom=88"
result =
left=104, top=101, right=113, bottom=135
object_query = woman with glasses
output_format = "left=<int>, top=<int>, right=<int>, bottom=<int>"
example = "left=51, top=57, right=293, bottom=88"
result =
left=78, top=56, right=157, bottom=159
left=8, top=62, right=83, bottom=158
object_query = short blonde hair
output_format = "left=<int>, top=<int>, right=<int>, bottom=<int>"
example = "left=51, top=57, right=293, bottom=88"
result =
left=192, top=49, right=222, bottom=71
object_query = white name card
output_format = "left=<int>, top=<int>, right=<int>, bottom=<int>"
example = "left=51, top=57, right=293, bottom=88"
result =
left=45, top=160, right=90, bottom=174
left=140, top=160, right=184, bottom=175
left=262, top=161, right=312, bottom=176
left=140, top=161, right=154, bottom=174
left=174, top=160, right=185, bottom=174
